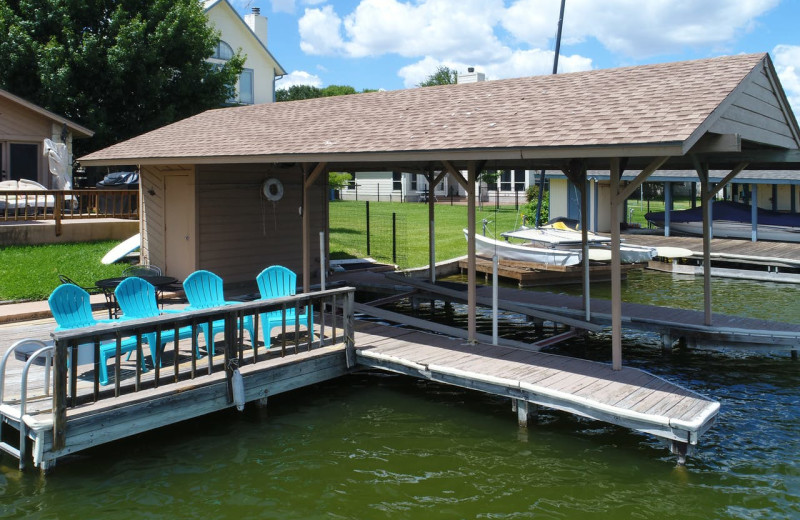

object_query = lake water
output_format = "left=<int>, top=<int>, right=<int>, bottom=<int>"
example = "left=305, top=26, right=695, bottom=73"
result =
left=1, top=271, right=798, bottom=519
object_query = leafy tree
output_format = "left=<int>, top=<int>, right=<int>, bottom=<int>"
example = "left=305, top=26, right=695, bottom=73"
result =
left=0, top=0, right=244, bottom=156
left=322, top=85, right=356, bottom=97
left=418, top=66, right=457, bottom=87
left=276, top=84, right=323, bottom=101
left=328, top=171, right=352, bottom=189
left=276, top=84, right=374, bottom=102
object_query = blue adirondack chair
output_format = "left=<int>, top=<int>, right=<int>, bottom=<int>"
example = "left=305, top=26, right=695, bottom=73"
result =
left=48, top=284, right=145, bottom=386
left=182, top=270, right=255, bottom=356
left=255, top=266, right=313, bottom=348
left=114, top=277, right=196, bottom=364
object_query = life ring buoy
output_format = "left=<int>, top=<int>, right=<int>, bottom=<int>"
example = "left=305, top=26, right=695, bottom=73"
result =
left=262, top=178, right=284, bottom=201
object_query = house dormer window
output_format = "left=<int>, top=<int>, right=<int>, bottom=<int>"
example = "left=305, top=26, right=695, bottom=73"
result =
left=212, top=40, right=234, bottom=60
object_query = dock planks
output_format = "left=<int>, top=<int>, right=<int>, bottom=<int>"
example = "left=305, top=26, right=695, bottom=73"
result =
left=354, top=321, right=719, bottom=447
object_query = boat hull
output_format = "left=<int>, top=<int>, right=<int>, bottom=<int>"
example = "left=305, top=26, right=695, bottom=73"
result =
left=465, top=230, right=582, bottom=266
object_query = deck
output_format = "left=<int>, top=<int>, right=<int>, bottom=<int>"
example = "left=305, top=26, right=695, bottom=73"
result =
left=0, top=286, right=720, bottom=470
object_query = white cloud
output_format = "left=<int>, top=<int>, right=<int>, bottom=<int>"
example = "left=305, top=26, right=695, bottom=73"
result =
left=298, top=5, right=346, bottom=55
left=502, top=0, right=780, bottom=59
left=773, top=44, right=800, bottom=115
left=276, top=70, right=323, bottom=89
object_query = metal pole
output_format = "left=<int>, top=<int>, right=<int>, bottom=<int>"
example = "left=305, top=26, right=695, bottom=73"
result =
left=581, top=175, right=590, bottom=321
left=751, top=184, right=758, bottom=242
left=664, top=181, right=672, bottom=237
left=492, top=254, right=498, bottom=345
left=366, top=200, right=371, bottom=256
left=319, top=231, right=326, bottom=291
left=552, top=0, right=566, bottom=74
left=392, top=212, right=397, bottom=264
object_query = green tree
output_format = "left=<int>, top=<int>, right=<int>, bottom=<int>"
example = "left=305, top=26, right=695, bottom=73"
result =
left=418, top=66, right=457, bottom=87
left=523, top=184, right=549, bottom=225
left=322, top=85, right=357, bottom=97
left=276, top=84, right=323, bottom=101
left=0, top=0, right=244, bottom=156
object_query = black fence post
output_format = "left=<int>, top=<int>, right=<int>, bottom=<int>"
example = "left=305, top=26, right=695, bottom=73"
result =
left=366, top=200, right=371, bottom=256
left=515, top=189, right=519, bottom=210
left=392, top=212, right=397, bottom=264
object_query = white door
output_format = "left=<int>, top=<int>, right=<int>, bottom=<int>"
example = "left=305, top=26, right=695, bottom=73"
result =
left=164, top=174, right=195, bottom=279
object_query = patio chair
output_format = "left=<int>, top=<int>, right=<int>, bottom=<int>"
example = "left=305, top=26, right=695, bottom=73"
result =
left=48, top=284, right=145, bottom=386
left=255, top=266, right=313, bottom=349
left=182, top=270, right=255, bottom=356
left=57, top=274, right=100, bottom=295
left=114, top=277, right=197, bottom=364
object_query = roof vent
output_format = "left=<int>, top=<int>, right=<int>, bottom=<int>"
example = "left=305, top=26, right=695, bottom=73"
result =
left=468, top=67, right=475, bottom=73
left=252, top=7, right=260, bottom=15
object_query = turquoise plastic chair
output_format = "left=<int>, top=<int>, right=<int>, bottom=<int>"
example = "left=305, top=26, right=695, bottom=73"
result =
left=48, top=284, right=144, bottom=386
left=115, top=277, right=196, bottom=364
left=183, top=270, right=255, bottom=356
left=255, top=266, right=313, bottom=348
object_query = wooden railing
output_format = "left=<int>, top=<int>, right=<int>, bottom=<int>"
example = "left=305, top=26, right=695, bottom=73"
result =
left=49, top=287, right=355, bottom=450
left=0, top=189, right=139, bottom=231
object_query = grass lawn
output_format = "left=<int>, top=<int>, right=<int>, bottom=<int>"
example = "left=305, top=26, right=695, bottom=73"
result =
left=0, top=241, right=126, bottom=301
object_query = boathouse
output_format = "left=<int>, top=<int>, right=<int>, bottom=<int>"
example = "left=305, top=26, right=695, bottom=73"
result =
left=80, top=52, right=800, bottom=359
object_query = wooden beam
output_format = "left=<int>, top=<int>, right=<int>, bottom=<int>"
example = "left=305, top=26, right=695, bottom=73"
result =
left=613, top=156, right=670, bottom=205
left=704, top=162, right=749, bottom=202
left=442, top=160, right=469, bottom=192
left=610, top=158, right=622, bottom=371
left=428, top=170, right=436, bottom=283
left=691, top=156, right=713, bottom=326
left=303, top=163, right=327, bottom=292
left=432, top=169, right=449, bottom=188
left=467, top=162, right=477, bottom=342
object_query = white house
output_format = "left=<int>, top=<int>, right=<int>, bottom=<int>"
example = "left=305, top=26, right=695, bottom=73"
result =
left=204, top=1, right=286, bottom=105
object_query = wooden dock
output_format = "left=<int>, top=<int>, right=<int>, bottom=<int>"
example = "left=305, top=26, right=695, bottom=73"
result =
left=354, top=321, right=718, bottom=458
left=338, top=271, right=800, bottom=352
left=0, top=284, right=723, bottom=470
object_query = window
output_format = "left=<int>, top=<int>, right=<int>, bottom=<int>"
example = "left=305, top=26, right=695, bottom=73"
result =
left=9, top=143, right=38, bottom=182
left=514, top=169, right=525, bottom=191
left=410, top=174, right=417, bottom=191
left=239, top=69, right=254, bottom=105
left=212, top=41, right=234, bottom=60
left=500, top=170, right=511, bottom=191
left=392, top=171, right=402, bottom=191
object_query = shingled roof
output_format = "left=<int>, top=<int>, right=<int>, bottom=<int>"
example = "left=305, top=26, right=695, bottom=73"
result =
left=80, top=53, right=799, bottom=168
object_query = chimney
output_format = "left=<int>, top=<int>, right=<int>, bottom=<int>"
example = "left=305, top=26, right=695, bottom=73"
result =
left=457, top=67, right=485, bottom=84
left=245, top=7, right=268, bottom=46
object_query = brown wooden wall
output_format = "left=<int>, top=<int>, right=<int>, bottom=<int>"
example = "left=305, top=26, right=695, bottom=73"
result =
left=196, top=163, right=327, bottom=284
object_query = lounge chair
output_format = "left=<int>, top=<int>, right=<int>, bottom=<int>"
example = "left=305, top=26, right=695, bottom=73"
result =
left=255, top=266, right=313, bottom=348
left=182, top=270, right=255, bottom=356
left=48, top=284, right=144, bottom=386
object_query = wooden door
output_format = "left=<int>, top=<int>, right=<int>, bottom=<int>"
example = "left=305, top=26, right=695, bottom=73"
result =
left=164, top=174, right=196, bottom=279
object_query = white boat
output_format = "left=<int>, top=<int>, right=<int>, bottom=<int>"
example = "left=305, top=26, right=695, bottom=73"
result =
left=501, top=225, right=656, bottom=264
left=465, top=230, right=581, bottom=266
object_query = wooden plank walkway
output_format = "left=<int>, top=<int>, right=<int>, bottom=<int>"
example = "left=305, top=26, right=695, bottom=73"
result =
left=378, top=274, right=800, bottom=351
left=353, top=320, right=719, bottom=452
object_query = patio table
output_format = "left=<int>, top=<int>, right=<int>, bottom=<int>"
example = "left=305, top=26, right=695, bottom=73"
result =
left=95, top=275, right=179, bottom=318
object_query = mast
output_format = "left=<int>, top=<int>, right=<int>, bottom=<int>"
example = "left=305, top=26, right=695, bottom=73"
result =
left=534, top=0, right=566, bottom=227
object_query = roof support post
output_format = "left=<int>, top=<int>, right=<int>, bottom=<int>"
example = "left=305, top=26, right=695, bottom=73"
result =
left=442, top=161, right=470, bottom=193
left=692, top=156, right=713, bottom=326
left=664, top=181, right=672, bottom=237
left=303, top=162, right=327, bottom=292
left=751, top=183, right=759, bottom=242
left=609, top=158, right=623, bottom=370
left=428, top=169, right=436, bottom=283
left=467, top=162, right=477, bottom=343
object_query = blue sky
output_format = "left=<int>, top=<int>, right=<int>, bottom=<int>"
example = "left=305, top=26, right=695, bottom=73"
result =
left=232, top=0, right=799, bottom=111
